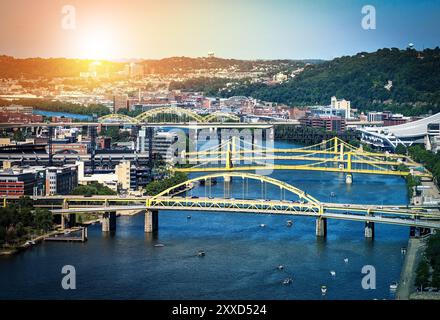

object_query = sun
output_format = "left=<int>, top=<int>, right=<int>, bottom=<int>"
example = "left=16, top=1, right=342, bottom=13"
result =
left=76, top=28, right=116, bottom=60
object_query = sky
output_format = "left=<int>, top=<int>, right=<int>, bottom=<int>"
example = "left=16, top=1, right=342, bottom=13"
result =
left=0, top=0, right=439, bottom=60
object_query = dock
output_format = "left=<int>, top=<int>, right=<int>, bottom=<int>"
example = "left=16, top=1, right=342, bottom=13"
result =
left=44, top=227, right=88, bottom=243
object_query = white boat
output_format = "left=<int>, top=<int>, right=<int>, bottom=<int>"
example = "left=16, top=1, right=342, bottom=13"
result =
left=321, top=285, right=327, bottom=294
left=277, top=265, right=284, bottom=270
left=390, top=282, right=398, bottom=291
left=344, top=258, right=349, bottom=263
left=260, top=224, right=266, bottom=228
left=197, top=250, right=205, bottom=257
left=330, top=270, right=336, bottom=277
left=24, top=240, right=34, bottom=246
left=283, top=278, right=293, bottom=285
left=286, top=220, right=293, bottom=227
left=154, top=244, right=165, bottom=247
left=187, top=215, right=191, bottom=220
left=401, top=247, right=407, bottom=254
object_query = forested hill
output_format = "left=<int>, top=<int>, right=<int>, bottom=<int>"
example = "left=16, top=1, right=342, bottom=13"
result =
left=220, top=48, right=440, bottom=116
left=0, top=55, right=311, bottom=79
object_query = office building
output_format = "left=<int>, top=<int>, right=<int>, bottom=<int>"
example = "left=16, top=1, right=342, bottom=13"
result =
left=330, top=96, right=351, bottom=119
left=45, top=165, right=78, bottom=195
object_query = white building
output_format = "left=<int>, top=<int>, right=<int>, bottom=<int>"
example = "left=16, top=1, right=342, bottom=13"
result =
left=331, top=96, right=351, bottom=119
left=137, top=130, right=179, bottom=161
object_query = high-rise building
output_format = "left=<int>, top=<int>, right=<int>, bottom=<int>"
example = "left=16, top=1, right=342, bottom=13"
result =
left=45, top=165, right=78, bottom=195
left=137, top=130, right=179, bottom=161
left=115, top=161, right=131, bottom=190
left=113, top=94, right=129, bottom=113
left=330, top=96, right=351, bottom=119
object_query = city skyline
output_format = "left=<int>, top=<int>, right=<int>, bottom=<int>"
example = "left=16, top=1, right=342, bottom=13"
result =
left=1, top=0, right=439, bottom=61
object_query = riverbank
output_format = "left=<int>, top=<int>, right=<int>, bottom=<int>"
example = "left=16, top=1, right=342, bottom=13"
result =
left=395, top=237, right=426, bottom=299
left=396, top=172, right=440, bottom=300
left=0, top=228, right=73, bottom=256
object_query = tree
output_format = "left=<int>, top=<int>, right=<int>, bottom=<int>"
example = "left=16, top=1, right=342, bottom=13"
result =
left=395, top=144, right=407, bottom=155
left=70, top=182, right=117, bottom=196
left=415, top=258, right=430, bottom=289
left=34, top=209, right=53, bottom=232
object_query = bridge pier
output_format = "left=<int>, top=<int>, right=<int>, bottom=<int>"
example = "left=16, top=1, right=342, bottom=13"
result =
left=364, top=221, right=375, bottom=239
left=410, top=226, right=431, bottom=238
left=145, top=210, right=159, bottom=233
left=345, top=174, right=353, bottom=184
left=102, top=212, right=116, bottom=232
left=316, top=217, right=327, bottom=238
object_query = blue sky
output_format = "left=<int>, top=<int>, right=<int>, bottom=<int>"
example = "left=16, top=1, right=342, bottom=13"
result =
left=0, top=0, right=439, bottom=59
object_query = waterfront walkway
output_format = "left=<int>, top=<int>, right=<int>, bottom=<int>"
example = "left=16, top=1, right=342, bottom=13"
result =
left=396, top=237, right=425, bottom=300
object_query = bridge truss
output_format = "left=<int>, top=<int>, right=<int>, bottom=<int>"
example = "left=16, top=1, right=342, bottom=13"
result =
left=176, top=136, right=430, bottom=177
left=98, top=106, right=240, bottom=124
left=14, top=172, right=439, bottom=229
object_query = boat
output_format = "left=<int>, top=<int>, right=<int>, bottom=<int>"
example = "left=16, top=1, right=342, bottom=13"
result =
left=260, top=224, right=266, bottom=228
left=187, top=215, right=192, bottom=220
left=321, top=285, right=327, bottom=295
left=286, top=220, right=293, bottom=227
left=282, top=278, right=293, bottom=285
left=24, top=240, right=35, bottom=247
left=197, top=250, right=205, bottom=257
left=389, top=282, right=398, bottom=291
left=277, top=265, right=284, bottom=270
left=401, top=247, right=407, bottom=254
left=330, top=192, right=336, bottom=197
left=330, top=270, right=336, bottom=277
left=344, top=258, right=349, bottom=263
left=154, top=244, right=165, bottom=247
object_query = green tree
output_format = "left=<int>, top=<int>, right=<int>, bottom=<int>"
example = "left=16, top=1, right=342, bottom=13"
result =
left=34, top=209, right=53, bottom=232
left=415, top=258, right=430, bottom=289
left=395, top=144, right=407, bottom=155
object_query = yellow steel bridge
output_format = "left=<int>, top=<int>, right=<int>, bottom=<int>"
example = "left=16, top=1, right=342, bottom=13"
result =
left=98, top=106, right=240, bottom=124
left=10, top=172, right=439, bottom=231
left=175, top=136, right=431, bottom=177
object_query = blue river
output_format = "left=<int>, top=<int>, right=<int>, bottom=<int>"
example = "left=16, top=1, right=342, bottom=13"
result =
left=0, top=140, right=409, bottom=300
left=33, top=110, right=92, bottom=121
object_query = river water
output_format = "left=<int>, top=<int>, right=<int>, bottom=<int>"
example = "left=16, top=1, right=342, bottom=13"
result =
left=0, top=140, right=409, bottom=300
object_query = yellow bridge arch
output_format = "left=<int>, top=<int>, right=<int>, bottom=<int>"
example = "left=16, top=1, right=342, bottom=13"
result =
left=135, top=106, right=205, bottom=122
left=204, top=112, right=240, bottom=122
left=98, top=113, right=140, bottom=124
left=147, top=172, right=322, bottom=208
left=98, top=107, right=241, bottom=124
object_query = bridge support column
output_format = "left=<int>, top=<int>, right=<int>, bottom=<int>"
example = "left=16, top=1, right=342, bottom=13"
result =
left=61, top=214, right=66, bottom=230
left=102, top=212, right=116, bottom=232
left=364, top=221, right=375, bottom=239
left=67, top=213, right=76, bottom=228
left=316, top=217, right=327, bottom=238
left=410, top=227, right=431, bottom=238
left=345, top=174, right=353, bottom=184
left=145, top=210, right=158, bottom=233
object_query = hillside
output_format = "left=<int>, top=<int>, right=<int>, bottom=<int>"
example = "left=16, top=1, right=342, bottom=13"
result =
left=141, top=57, right=309, bottom=74
left=219, top=48, right=440, bottom=116
left=0, top=55, right=310, bottom=79
left=0, top=56, right=122, bottom=79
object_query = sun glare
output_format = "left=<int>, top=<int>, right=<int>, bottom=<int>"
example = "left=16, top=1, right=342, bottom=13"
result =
left=77, top=29, right=116, bottom=60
